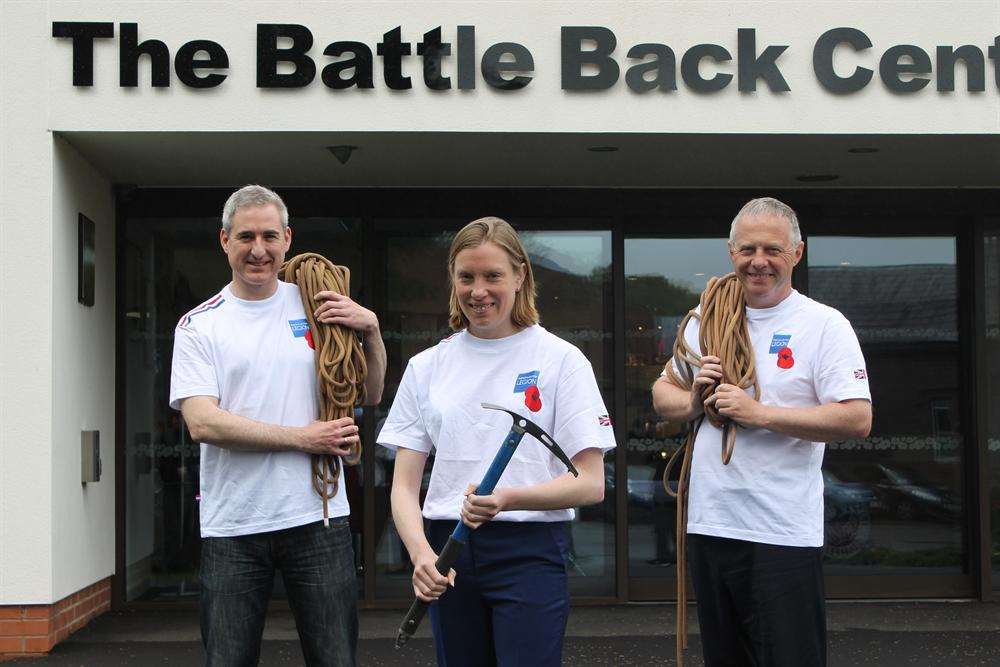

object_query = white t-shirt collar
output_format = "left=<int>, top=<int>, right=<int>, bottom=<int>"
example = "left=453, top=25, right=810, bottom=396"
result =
left=223, top=281, right=285, bottom=309
left=745, top=289, right=803, bottom=322
left=458, top=324, right=539, bottom=354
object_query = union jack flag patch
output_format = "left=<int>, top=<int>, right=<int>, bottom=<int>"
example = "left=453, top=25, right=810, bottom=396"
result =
left=598, top=414, right=613, bottom=426
left=853, top=369, right=867, bottom=380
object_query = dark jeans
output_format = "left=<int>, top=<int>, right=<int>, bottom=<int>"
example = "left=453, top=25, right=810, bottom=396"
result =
left=687, top=533, right=826, bottom=667
left=427, top=520, right=570, bottom=667
left=200, top=518, right=358, bottom=667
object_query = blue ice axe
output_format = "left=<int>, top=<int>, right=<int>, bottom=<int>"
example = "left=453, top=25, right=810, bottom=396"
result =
left=394, top=402, right=579, bottom=648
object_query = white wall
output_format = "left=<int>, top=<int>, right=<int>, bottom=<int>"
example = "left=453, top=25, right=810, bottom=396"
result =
left=1, top=3, right=116, bottom=604
left=49, top=137, right=116, bottom=602
left=41, top=1, right=999, bottom=135
left=1, top=1, right=55, bottom=604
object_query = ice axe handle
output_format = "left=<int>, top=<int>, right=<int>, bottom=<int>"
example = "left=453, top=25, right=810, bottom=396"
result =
left=395, top=426, right=527, bottom=648
left=394, top=536, right=465, bottom=647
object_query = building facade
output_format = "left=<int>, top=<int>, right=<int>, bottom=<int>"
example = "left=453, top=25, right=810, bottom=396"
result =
left=1, top=0, right=999, bottom=656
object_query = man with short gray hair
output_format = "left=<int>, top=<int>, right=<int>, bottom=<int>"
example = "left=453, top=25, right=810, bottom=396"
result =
left=653, top=197, right=872, bottom=666
left=170, top=184, right=386, bottom=666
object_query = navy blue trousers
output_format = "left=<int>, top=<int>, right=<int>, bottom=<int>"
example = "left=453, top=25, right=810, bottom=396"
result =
left=687, top=533, right=826, bottom=667
left=427, top=520, right=570, bottom=667
left=199, top=518, right=358, bottom=667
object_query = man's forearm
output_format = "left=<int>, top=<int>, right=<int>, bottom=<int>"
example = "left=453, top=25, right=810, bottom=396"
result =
left=183, top=401, right=304, bottom=452
left=754, top=400, right=872, bottom=442
left=652, top=376, right=699, bottom=423
left=362, top=328, right=387, bottom=406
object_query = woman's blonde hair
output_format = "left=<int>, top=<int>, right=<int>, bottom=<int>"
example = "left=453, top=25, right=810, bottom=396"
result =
left=448, top=217, right=539, bottom=332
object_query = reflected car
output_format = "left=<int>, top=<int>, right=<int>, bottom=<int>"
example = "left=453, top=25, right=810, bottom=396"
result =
left=823, top=468, right=875, bottom=511
left=585, top=462, right=677, bottom=522
left=870, top=463, right=962, bottom=521
left=822, top=468, right=874, bottom=558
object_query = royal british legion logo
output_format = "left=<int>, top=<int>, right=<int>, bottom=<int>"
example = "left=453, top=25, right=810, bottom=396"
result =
left=288, top=318, right=310, bottom=337
left=769, top=334, right=792, bottom=354
left=513, top=370, right=540, bottom=393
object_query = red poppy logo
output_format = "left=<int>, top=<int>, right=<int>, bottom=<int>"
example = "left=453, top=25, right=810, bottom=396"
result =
left=524, top=385, right=542, bottom=412
left=777, top=347, right=794, bottom=369
left=304, top=329, right=315, bottom=350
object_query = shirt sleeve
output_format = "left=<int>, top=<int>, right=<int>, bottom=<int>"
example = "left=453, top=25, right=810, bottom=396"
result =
left=552, top=350, right=617, bottom=460
left=813, top=311, right=872, bottom=405
left=377, top=360, right=433, bottom=453
left=168, top=324, right=219, bottom=410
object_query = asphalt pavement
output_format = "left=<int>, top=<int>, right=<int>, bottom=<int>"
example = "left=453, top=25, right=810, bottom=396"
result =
left=6, top=601, right=1000, bottom=665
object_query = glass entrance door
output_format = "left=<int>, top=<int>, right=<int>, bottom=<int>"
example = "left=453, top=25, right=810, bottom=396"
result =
left=122, top=214, right=364, bottom=601
left=623, top=237, right=732, bottom=598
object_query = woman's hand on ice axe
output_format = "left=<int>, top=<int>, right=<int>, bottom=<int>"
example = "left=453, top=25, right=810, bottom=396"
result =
left=461, top=484, right=508, bottom=529
left=411, top=547, right=456, bottom=602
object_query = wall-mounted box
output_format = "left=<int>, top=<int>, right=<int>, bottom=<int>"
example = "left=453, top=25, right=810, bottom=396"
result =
left=82, top=430, right=101, bottom=483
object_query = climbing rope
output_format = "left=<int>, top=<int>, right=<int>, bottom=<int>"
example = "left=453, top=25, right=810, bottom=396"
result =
left=660, top=272, right=760, bottom=666
left=279, top=253, right=367, bottom=527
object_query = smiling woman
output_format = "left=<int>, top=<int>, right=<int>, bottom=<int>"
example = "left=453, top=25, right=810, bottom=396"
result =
left=447, top=217, right=536, bottom=340
left=378, top=216, right=616, bottom=666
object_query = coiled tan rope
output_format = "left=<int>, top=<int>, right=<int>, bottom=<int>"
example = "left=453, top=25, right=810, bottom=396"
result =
left=660, top=273, right=760, bottom=665
left=279, top=253, right=367, bottom=526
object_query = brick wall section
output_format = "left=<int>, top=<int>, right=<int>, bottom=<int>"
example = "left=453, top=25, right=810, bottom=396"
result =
left=0, top=577, right=111, bottom=660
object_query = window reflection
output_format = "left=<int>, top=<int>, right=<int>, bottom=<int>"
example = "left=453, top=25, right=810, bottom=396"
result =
left=809, top=237, right=964, bottom=573
left=625, top=235, right=965, bottom=583
left=624, top=238, right=732, bottom=585
left=373, top=233, right=451, bottom=600
left=373, top=228, right=615, bottom=599
left=984, top=229, right=1000, bottom=588
left=527, top=231, right=615, bottom=595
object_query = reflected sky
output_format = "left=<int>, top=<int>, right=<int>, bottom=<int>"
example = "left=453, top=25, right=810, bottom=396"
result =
left=809, top=237, right=956, bottom=267
left=624, top=237, right=956, bottom=293
left=626, top=238, right=733, bottom=292
left=523, top=231, right=611, bottom=276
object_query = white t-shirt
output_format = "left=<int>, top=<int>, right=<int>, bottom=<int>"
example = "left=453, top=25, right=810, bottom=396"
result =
left=673, top=290, right=871, bottom=547
left=169, top=281, right=347, bottom=537
left=377, top=325, right=617, bottom=522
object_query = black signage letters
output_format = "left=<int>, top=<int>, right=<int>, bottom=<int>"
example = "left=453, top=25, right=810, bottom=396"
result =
left=457, top=26, right=476, bottom=89
left=737, top=28, right=789, bottom=92
left=52, top=22, right=115, bottom=86
left=417, top=27, right=451, bottom=90
left=481, top=43, right=533, bottom=90
left=50, top=22, right=999, bottom=96
left=176, top=40, right=229, bottom=88
left=936, top=45, right=985, bottom=92
left=377, top=27, right=413, bottom=90
left=562, top=26, right=619, bottom=90
left=681, top=44, right=733, bottom=92
left=626, top=44, right=677, bottom=92
left=880, top=44, right=932, bottom=93
left=322, top=42, right=374, bottom=89
left=813, top=27, right=873, bottom=93
left=119, top=23, right=170, bottom=87
left=257, top=24, right=315, bottom=88
left=989, top=37, right=1000, bottom=89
